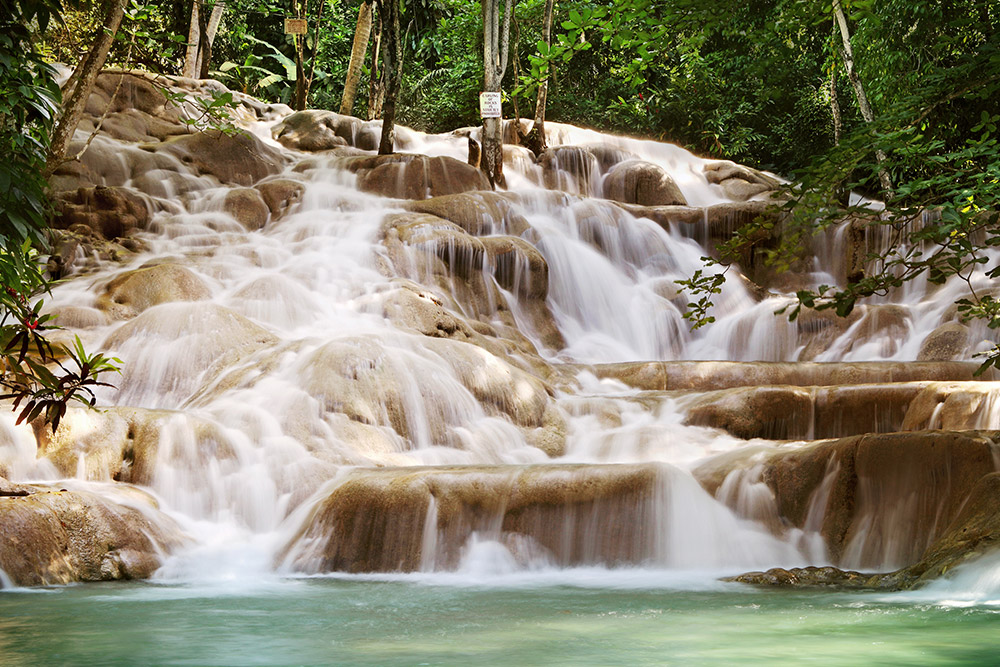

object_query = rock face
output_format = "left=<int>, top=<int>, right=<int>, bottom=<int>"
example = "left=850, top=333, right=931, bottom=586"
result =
left=0, top=479, right=185, bottom=587
left=280, top=464, right=664, bottom=573
left=54, top=186, right=150, bottom=240
left=696, top=430, right=1000, bottom=569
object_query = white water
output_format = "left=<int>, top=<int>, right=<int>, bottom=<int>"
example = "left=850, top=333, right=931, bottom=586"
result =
left=3, top=103, right=1000, bottom=595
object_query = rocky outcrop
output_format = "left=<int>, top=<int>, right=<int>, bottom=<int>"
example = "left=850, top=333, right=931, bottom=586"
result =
left=695, top=430, right=1000, bottom=569
left=0, top=478, right=186, bottom=587
left=704, top=161, right=780, bottom=201
left=255, top=178, right=305, bottom=221
left=404, top=191, right=529, bottom=237
left=280, top=464, right=663, bottom=573
left=53, top=186, right=150, bottom=240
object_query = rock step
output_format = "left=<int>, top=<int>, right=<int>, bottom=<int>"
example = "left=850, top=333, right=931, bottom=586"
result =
left=588, top=360, right=995, bottom=391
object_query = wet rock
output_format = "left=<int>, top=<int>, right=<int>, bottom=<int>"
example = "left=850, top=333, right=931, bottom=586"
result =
left=684, top=386, right=814, bottom=440
left=539, top=146, right=601, bottom=195
left=404, top=191, right=529, bottom=236
left=720, top=179, right=772, bottom=201
left=149, top=129, right=286, bottom=186
left=347, top=153, right=491, bottom=200
left=704, top=161, right=781, bottom=189
left=97, top=263, right=212, bottom=319
left=47, top=305, right=109, bottom=329
left=271, top=109, right=353, bottom=151
left=602, top=159, right=687, bottom=206
left=590, top=360, right=997, bottom=391
left=255, top=178, right=305, bottom=220
left=223, top=187, right=270, bottom=230
left=279, top=463, right=663, bottom=573
left=53, top=186, right=150, bottom=240
left=0, top=480, right=186, bottom=587
left=724, top=565, right=880, bottom=589
left=901, top=382, right=1000, bottom=431
left=695, top=430, right=1000, bottom=569
left=46, top=226, right=142, bottom=277
left=918, top=322, right=970, bottom=361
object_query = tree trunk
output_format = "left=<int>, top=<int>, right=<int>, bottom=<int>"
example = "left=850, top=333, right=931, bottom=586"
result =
left=46, top=0, right=127, bottom=176
left=829, top=67, right=842, bottom=146
left=524, top=0, right=554, bottom=154
left=340, top=1, right=373, bottom=116
left=481, top=0, right=512, bottom=187
left=378, top=0, right=402, bottom=154
left=367, top=6, right=385, bottom=120
left=833, top=0, right=893, bottom=196
left=182, top=0, right=200, bottom=78
left=293, top=0, right=308, bottom=110
left=196, top=1, right=225, bottom=78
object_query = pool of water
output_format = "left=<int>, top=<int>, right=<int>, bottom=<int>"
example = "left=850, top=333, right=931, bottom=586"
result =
left=2, top=568, right=1000, bottom=666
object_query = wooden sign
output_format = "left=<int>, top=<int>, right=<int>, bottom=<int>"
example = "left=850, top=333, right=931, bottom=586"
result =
left=479, top=92, right=502, bottom=119
left=284, top=18, right=308, bottom=34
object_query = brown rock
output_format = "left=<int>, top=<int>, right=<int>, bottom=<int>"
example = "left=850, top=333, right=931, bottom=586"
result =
left=256, top=178, right=305, bottom=220
left=0, top=482, right=186, bottom=587
left=918, top=322, right=970, bottom=361
left=348, top=153, right=491, bottom=200
left=271, top=109, right=354, bottom=151
left=223, top=187, right=270, bottom=230
left=602, top=159, right=687, bottom=206
left=97, top=263, right=212, bottom=319
left=53, top=186, right=150, bottom=240
left=150, top=129, right=286, bottom=186
left=404, top=191, right=529, bottom=236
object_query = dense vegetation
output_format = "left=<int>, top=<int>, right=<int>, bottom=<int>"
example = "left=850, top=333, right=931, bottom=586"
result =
left=1, top=0, right=999, bottom=425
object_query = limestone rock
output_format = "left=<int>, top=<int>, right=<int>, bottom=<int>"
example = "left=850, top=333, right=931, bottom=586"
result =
left=347, top=153, right=491, bottom=200
left=695, top=430, right=1000, bottom=569
left=255, top=178, right=305, bottom=220
left=223, top=187, right=270, bottom=230
left=149, top=129, right=286, bottom=187
left=53, top=186, right=150, bottom=240
left=539, top=146, right=601, bottom=195
left=918, top=322, right=970, bottom=361
left=404, top=191, right=529, bottom=237
left=602, top=160, right=687, bottom=206
left=271, top=109, right=353, bottom=151
left=97, top=263, right=212, bottom=319
left=901, top=382, right=1000, bottom=430
left=279, top=464, right=664, bottom=573
left=0, top=481, right=186, bottom=587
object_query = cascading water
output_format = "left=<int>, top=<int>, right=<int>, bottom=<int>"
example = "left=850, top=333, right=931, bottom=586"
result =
left=3, top=73, right=1000, bottom=602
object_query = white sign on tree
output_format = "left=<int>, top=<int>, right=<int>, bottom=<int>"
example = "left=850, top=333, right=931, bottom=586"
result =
left=479, top=92, right=502, bottom=119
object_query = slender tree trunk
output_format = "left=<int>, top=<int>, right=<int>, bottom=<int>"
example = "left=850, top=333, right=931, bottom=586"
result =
left=293, top=0, right=308, bottom=110
left=833, top=0, right=893, bottom=196
left=46, top=0, right=127, bottom=176
left=341, top=1, right=373, bottom=116
left=525, top=0, right=554, bottom=154
left=183, top=0, right=200, bottom=78
left=829, top=67, right=842, bottom=146
left=481, top=0, right=512, bottom=187
left=367, top=6, right=385, bottom=120
left=378, top=0, right=402, bottom=154
left=196, top=1, right=225, bottom=78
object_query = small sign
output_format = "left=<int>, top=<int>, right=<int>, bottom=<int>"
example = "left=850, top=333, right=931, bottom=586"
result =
left=284, top=18, right=307, bottom=34
left=479, top=92, right=502, bottom=119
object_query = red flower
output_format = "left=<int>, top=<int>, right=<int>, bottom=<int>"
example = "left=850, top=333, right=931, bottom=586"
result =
left=25, top=318, right=37, bottom=330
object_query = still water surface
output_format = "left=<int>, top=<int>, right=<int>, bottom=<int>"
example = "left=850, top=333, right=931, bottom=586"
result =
left=2, top=570, right=999, bottom=666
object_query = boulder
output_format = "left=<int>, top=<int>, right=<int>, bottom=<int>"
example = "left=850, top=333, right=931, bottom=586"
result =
left=704, top=161, right=781, bottom=188
left=602, top=159, right=687, bottom=206
left=918, top=322, right=970, bottom=361
left=720, top=179, right=772, bottom=201
left=97, top=263, right=212, bottom=319
left=149, top=129, right=286, bottom=186
left=347, top=153, right=491, bottom=200
left=539, top=146, right=601, bottom=195
left=255, top=178, right=305, bottom=220
left=901, top=382, right=1000, bottom=431
left=271, top=109, right=354, bottom=151
left=0, top=481, right=186, bottom=587
left=223, top=187, right=270, bottom=230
